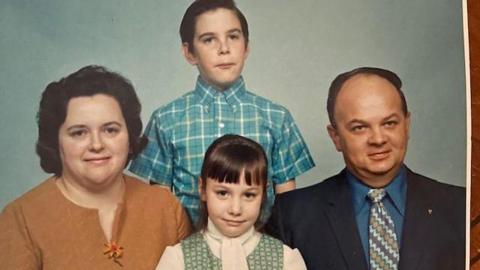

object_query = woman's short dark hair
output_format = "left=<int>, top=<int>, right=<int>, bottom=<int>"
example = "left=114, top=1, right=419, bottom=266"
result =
left=327, top=67, right=408, bottom=127
left=180, top=0, right=249, bottom=53
left=36, top=65, right=147, bottom=176
left=197, top=134, right=268, bottom=230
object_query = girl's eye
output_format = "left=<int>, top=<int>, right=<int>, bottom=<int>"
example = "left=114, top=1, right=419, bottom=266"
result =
left=244, top=192, right=258, bottom=199
left=216, top=190, right=228, bottom=197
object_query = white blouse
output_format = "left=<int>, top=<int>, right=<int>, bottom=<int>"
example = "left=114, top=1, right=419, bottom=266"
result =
left=156, top=219, right=306, bottom=270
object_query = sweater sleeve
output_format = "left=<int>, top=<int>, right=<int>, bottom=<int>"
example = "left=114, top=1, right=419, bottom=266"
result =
left=0, top=203, right=41, bottom=269
left=155, top=244, right=184, bottom=270
left=173, top=193, right=192, bottom=240
left=283, top=245, right=307, bottom=270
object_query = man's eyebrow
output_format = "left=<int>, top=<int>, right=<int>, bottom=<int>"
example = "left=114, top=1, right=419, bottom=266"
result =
left=346, top=119, right=367, bottom=126
left=345, top=113, right=402, bottom=125
left=383, top=113, right=400, bottom=121
left=227, top=28, right=242, bottom=34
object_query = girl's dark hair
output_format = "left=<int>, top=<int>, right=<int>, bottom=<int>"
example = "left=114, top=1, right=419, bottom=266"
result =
left=197, top=134, right=267, bottom=230
left=36, top=65, right=147, bottom=175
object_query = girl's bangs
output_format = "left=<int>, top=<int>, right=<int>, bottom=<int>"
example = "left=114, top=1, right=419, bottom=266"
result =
left=206, top=159, right=265, bottom=186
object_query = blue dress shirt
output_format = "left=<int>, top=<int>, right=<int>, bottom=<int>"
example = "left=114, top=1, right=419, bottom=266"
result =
left=347, top=166, right=407, bottom=266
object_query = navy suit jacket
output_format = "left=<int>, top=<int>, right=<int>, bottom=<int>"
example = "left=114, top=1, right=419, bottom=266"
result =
left=266, top=168, right=465, bottom=270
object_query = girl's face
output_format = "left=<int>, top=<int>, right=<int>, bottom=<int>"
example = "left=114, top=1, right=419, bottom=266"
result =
left=201, top=172, right=263, bottom=237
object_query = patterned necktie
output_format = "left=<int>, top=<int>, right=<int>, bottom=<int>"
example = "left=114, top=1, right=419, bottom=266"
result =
left=368, top=189, right=400, bottom=270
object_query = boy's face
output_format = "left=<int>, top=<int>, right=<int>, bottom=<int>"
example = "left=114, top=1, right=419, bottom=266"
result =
left=183, top=8, right=249, bottom=90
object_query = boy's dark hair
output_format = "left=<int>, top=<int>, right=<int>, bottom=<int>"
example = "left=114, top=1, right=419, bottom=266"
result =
left=327, top=67, right=408, bottom=127
left=36, top=65, right=147, bottom=175
left=197, top=134, right=267, bottom=230
left=180, top=0, right=249, bottom=53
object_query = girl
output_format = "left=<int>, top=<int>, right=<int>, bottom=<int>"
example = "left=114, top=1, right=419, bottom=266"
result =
left=156, top=134, right=306, bottom=269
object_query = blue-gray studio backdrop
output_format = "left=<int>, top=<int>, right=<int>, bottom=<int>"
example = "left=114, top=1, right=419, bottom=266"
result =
left=0, top=0, right=466, bottom=208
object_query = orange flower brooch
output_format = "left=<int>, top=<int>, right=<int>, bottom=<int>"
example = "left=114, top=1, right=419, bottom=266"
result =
left=104, top=241, right=124, bottom=266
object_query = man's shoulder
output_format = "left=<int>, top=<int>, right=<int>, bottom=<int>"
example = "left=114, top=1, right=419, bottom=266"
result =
left=405, top=169, right=465, bottom=238
left=407, top=170, right=465, bottom=196
left=406, top=169, right=465, bottom=212
left=276, top=172, right=346, bottom=204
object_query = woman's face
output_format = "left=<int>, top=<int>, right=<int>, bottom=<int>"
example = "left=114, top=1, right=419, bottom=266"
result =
left=58, top=94, right=129, bottom=191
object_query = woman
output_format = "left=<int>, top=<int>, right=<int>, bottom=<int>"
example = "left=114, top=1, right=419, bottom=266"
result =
left=0, top=65, right=191, bottom=269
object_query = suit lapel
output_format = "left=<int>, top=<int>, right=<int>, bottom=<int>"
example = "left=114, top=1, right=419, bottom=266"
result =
left=325, top=171, right=368, bottom=270
left=398, top=170, right=433, bottom=270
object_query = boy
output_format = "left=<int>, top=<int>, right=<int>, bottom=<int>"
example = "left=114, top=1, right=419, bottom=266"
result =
left=130, top=0, right=315, bottom=224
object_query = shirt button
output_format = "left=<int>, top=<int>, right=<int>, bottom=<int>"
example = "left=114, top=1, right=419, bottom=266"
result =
left=219, top=122, right=225, bottom=128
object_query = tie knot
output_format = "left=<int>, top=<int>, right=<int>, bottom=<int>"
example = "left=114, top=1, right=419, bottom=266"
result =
left=368, top=188, right=386, bottom=203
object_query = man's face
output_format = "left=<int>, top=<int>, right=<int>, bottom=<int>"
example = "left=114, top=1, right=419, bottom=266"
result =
left=183, top=8, right=248, bottom=90
left=327, top=74, right=410, bottom=187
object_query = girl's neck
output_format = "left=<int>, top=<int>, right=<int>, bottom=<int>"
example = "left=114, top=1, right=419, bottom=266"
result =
left=206, top=218, right=256, bottom=242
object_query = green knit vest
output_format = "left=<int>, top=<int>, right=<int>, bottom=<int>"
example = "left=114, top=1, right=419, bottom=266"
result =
left=181, top=232, right=284, bottom=269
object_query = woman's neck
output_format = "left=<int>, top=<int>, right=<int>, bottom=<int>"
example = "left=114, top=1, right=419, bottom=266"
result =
left=56, top=175, right=126, bottom=241
left=56, top=175, right=125, bottom=210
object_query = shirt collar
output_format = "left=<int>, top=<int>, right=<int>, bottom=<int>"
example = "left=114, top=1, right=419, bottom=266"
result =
left=347, top=166, right=407, bottom=216
left=194, top=76, right=246, bottom=109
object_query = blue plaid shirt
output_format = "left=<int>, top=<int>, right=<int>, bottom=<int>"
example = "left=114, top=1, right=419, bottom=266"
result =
left=129, top=76, right=315, bottom=223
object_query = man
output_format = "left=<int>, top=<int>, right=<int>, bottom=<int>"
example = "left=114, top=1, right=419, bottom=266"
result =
left=267, top=67, right=465, bottom=270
